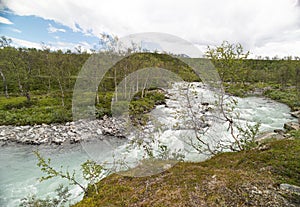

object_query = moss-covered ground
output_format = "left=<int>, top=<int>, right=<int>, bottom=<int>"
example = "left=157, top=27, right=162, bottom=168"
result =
left=74, top=136, right=300, bottom=207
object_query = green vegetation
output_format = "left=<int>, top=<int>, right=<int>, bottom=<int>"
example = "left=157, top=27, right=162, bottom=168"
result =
left=264, top=87, right=300, bottom=111
left=19, top=151, right=106, bottom=207
left=129, top=90, right=166, bottom=125
left=74, top=137, right=300, bottom=206
left=20, top=185, right=71, bottom=207
left=34, top=151, right=104, bottom=194
left=205, top=41, right=300, bottom=110
left=8, top=38, right=299, bottom=206
left=0, top=95, right=72, bottom=125
left=222, top=82, right=300, bottom=110
left=0, top=39, right=198, bottom=125
left=290, top=130, right=300, bottom=139
left=0, top=38, right=299, bottom=125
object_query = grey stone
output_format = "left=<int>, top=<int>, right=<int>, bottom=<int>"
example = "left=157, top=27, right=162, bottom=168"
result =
left=96, top=129, right=102, bottom=135
left=274, top=129, right=285, bottom=135
left=0, top=130, right=6, bottom=136
left=291, top=111, right=300, bottom=119
left=280, top=183, right=300, bottom=195
left=0, top=117, right=126, bottom=145
left=21, top=126, right=30, bottom=129
left=67, top=131, right=76, bottom=136
left=284, top=122, right=300, bottom=131
left=256, top=132, right=285, bottom=142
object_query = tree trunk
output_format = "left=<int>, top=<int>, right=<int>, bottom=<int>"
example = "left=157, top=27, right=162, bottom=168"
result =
left=17, top=76, right=24, bottom=96
left=48, top=78, right=51, bottom=93
left=136, top=73, right=139, bottom=93
left=141, top=74, right=149, bottom=98
left=114, top=68, right=118, bottom=102
left=0, top=69, right=9, bottom=98
left=95, top=91, right=99, bottom=104
left=296, top=67, right=300, bottom=102
left=25, top=91, right=31, bottom=102
left=57, top=78, right=65, bottom=107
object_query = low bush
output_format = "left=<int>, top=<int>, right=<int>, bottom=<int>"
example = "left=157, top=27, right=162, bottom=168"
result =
left=264, top=88, right=300, bottom=111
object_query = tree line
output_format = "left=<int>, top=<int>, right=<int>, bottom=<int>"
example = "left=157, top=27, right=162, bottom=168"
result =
left=0, top=37, right=299, bottom=124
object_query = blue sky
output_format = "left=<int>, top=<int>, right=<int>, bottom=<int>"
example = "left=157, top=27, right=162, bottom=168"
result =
left=0, top=9, right=101, bottom=51
left=0, top=0, right=300, bottom=57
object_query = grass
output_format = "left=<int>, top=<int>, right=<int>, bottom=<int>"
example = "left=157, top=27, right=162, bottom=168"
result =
left=0, top=94, right=72, bottom=125
left=223, top=82, right=300, bottom=111
left=73, top=137, right=300, bottom=206
left=264, top=87, right=300, bottom=111
left=223, top=82, right=256, bottom=97
left=129, top=90, right=165, bottom=125
left=0, top=89, right=165, bottom=125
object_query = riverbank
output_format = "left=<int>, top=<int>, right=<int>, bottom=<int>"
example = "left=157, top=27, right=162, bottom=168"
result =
left=74, top=137, right=300, bottom=207
left=0, top=82, right=299, bottom=147
left=0, top=115, right=125, bottom=145
left=1, top=83, right=298, bottom=146
left=72, top=83, right=300, bottom=206
left=223, top=82, right=300, bottom=112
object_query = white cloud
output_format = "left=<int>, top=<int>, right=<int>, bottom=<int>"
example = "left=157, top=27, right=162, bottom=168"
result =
left=3, top=0, right=300, bottom=57
left=0, top=16, right=13, bottom=24
left=252, top=40, right=300, bottom=58
left=47, top=40, right=91, bottom=51
left=47, top=23, right=66, bottom=33
left=10, top=36, right=94, bottom=53
left=10, top=37, right=42, bottom=49
left=10, top=28, right=22, bottom=33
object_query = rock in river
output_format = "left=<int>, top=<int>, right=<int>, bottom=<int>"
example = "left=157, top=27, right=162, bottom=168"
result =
left=284, top=122, right=300, bottom=131
left=0, top=116, right=126, bottom=145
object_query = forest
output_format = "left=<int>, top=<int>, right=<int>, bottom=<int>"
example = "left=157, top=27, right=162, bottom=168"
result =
left=0, top=37, right=299, bottom=126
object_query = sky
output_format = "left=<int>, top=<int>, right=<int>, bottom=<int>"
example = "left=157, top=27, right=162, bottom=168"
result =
left=0, top=0, right=300, bottom=58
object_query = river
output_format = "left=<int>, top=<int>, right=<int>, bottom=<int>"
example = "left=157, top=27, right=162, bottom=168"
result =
left=0, top=82, right=297, bottom=206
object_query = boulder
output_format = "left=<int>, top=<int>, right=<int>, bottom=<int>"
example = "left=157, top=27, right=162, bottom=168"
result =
left=291, top=110, right=300, bottom=119
left=96, top=129, right=102, bottom=135
left=284, top=122, right=300, bottom=131
left=280, top=183, right=300, bottom=195
left=291, top=111, right=300, bottom=124
left=0, top=116, right=126, bottom=145
left=273, top=129, right=285, bottom=135
left=256, top=132, right=285, bottom=143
